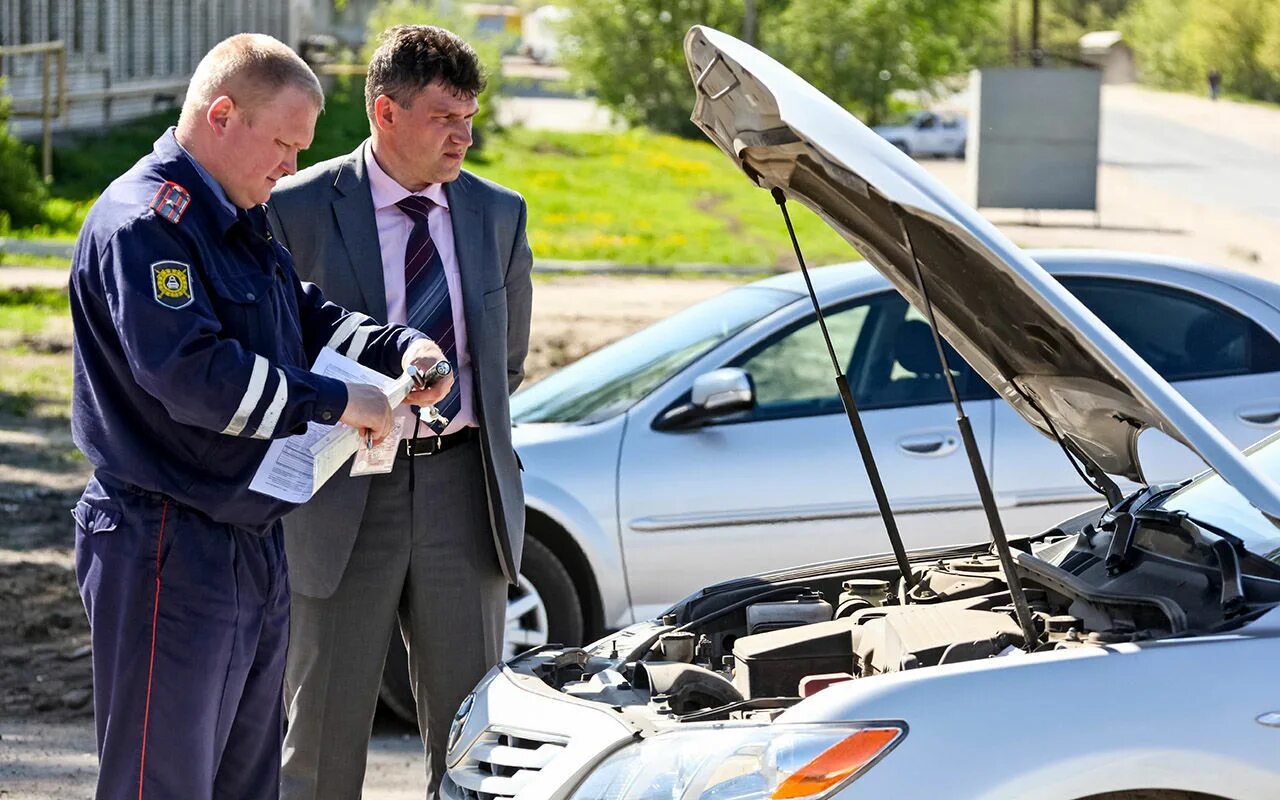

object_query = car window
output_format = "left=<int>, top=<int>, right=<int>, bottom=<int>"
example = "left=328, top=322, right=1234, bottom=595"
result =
left=512, top=286, right=796, bottom=424
left=730, top=292, right=993, bottom=422
left=1060, top=277, right=1280, bottom=381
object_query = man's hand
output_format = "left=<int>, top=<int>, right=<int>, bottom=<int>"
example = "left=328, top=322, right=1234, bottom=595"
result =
left=340, top=383, right=394, bottom=445
left=401, top=338, right=455, bottom=407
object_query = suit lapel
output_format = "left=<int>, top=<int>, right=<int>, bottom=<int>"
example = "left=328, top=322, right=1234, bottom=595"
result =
left=446, top=173, right=488, bottom=338
left=332, top=143, right=389, bottom=322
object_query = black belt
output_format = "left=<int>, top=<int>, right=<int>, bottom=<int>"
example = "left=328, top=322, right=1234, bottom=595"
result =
left=397, top=427, right=478, bottom=458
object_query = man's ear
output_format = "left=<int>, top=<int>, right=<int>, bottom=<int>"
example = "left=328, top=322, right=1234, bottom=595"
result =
left=206, top=95, right=236, bottom=136
left=372, top=94, right=397, bottom=132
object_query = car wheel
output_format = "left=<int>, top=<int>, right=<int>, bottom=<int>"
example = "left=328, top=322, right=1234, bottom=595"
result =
left=378, top=535, right=586, bottom=724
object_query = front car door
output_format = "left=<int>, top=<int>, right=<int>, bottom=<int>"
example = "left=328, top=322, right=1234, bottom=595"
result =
left=616, top=291, right=997, bottom=621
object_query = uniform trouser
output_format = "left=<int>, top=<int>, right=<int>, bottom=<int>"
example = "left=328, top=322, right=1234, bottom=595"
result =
left=73, top=474, right=290, bottom=800
left=281, top=439, right=507, bottom=800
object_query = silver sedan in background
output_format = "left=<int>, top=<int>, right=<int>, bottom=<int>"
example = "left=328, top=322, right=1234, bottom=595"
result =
left=381, top=250, right=1280, bottom=719
left=505, top=252, right=1280, bottom=649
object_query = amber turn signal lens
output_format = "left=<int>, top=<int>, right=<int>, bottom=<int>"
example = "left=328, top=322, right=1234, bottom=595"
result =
left=771, top=726, right=902, bottom=799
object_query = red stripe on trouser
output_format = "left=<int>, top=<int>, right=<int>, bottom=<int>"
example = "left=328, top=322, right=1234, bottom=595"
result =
left=138, top=502, right=168, bottom=800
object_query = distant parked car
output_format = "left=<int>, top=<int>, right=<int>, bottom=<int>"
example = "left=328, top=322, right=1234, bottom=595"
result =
left=873, top=110, right=967, bottom=158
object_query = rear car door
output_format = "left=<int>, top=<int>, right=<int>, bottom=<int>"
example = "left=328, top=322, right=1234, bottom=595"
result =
left=992, top=275, right=1280, bottom=534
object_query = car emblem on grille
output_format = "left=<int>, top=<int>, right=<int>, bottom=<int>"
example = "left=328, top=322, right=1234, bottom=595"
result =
left=448, top=692, right=476, bottom=756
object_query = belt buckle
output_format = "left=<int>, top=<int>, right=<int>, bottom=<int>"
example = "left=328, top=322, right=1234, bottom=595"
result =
left=407, top=435, right=443, bottom=458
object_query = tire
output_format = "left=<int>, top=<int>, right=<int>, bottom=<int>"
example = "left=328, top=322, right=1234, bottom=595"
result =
left=378, top=534, right=586, bottom=724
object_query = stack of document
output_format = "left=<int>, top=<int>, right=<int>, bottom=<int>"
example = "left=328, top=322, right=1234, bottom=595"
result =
left=249, top=348, right=416, bottom=503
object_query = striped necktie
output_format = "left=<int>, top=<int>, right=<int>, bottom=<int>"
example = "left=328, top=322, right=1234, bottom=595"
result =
left=396, top=195, right=459, bottom=433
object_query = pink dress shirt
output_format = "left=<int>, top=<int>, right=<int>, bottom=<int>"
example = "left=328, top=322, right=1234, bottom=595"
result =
left=364, top=141, right=475, bottom=434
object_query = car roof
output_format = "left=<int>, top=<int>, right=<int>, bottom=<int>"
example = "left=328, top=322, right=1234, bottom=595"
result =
left=752, top=250, right=1280, bottom=312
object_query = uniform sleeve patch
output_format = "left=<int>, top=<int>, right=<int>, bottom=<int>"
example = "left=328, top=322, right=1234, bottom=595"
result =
left=152, top=261, right=194, bottom=309
left=149, top=181, right=191, bottom=224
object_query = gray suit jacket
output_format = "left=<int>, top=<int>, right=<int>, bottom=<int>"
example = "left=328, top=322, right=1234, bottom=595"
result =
left=267, top=142, right=533, bottom=595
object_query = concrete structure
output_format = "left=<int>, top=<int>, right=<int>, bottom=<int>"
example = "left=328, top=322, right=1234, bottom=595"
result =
left=968, top=67, right=1102, bottom=211
left=1, top=0, right=301, bottom=138
left=1079, top=31, right=1137, bottom=85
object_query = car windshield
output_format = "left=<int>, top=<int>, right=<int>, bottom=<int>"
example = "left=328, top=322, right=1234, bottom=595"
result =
left=512, top=286, right=796, bottom=424
left=1157, top=432, right=1280, bottom=564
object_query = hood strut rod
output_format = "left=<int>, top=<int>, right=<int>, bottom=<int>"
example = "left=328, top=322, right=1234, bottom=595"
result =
left=771, top=188, right=916, bottom=593
left=891, top=206, right=1041, bottom=650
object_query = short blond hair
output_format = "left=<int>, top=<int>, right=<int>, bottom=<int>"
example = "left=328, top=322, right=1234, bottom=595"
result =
left=179, top=33, right=324, bottom=125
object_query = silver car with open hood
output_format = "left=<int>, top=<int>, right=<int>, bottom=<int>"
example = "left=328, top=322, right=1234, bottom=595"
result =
left=441, top=27, right=1280, bottom=800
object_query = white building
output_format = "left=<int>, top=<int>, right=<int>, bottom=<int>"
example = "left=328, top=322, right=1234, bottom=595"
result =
left=1, top=0, right=305, bottom=137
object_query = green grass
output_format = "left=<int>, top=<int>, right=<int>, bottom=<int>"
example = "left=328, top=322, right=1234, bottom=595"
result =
left=0, top=252, right=71, bottom=268
left=0, top=286, right=73, bottom=419
left=21, top=80, right=856, bottom=266
left=466, top=127, right=851, bottom=266
left=0, top=287, right=70, bottom=336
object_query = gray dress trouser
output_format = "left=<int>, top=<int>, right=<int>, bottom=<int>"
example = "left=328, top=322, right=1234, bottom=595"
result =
left=281, top=439, right=507, bottom=799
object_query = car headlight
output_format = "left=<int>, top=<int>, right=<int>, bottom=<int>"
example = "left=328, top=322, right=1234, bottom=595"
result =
left=567, top=722, right=905, bottom=800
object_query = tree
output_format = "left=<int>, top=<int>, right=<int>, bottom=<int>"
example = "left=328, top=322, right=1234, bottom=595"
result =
left=1121, top=0, right=1280, bottom=102
left=0, top=78, right=48, bottom=232
left=1181, top=0, right=1279, bottom=101
left=561, top=0, right=769, bottom=136
left=765, top=0, right=1003, bottom=126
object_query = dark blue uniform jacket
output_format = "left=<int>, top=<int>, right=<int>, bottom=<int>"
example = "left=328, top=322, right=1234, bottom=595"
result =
left=71, top=130, right=421, bottom=533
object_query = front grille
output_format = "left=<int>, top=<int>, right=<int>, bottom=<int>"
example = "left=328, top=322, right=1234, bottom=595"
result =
left=449, top=728, right=569, bottom=800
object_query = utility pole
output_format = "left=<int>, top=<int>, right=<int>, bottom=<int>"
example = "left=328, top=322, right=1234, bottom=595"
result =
left=744, top=0, right=757, bottom=46
left=1031, top=0, right=1044, bottom=67
left=1010, top=0, right=1021, bottom=63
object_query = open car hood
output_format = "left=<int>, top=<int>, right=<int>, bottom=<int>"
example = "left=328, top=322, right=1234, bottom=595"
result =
left=685, top=26, right=1280, bottom=522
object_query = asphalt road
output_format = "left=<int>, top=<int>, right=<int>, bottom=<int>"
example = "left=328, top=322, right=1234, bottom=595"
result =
left=1101, top=87, right=1280, bottom=224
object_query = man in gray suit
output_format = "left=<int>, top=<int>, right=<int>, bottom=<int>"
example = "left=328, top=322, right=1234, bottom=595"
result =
left=267, top=26, right=532, bottom=798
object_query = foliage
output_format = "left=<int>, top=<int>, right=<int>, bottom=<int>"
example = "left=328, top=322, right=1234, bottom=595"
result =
left=301, top=77, right=374, bottom=170
left=1117, top=0, right=1194, bottom=88
left=560, top=0, right=765, bottom=137
left=359, top=0, right=511, bottom=149
left=0, top=78, right=49, bottom=231
left=766, top=0, right=1003, bottom=126
left=1121, top=0, right=1280, bottom=102
left=562, top=0, right=1000, bottom=133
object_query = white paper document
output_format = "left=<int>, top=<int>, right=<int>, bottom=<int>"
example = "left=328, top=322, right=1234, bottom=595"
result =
left=249, top=348, right=405, bottom=503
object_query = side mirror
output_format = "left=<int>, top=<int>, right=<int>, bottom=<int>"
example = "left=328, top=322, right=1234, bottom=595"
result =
left=655, top=368, right=755, bottom=431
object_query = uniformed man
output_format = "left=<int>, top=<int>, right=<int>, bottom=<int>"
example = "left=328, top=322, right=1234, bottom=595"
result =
left=68, top=34, right=451, bottom=800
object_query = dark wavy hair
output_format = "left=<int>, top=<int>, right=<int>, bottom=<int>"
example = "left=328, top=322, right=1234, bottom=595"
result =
left=364, top=25, right=487, bottom=120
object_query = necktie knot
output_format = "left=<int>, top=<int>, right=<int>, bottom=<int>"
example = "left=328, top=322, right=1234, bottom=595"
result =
left=396, top=195, right=435, bottom=220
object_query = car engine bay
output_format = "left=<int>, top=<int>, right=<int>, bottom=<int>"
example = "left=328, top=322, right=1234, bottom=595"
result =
left=511, top=500, right=1280, bottom=726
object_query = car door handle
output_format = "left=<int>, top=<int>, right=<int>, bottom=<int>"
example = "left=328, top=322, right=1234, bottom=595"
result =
left=897, top=433, right=959, bottom=457
left=1238, top=407, right=1280, bottom=426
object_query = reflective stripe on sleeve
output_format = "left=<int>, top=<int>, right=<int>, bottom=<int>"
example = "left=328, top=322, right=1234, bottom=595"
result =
left=220, top=355, right=269, bottom=436
left=344, top=324, right=375, bottom=362
left=325, top=312, right=371, bottom=352
left=251, top=369, right=289, bottom=440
